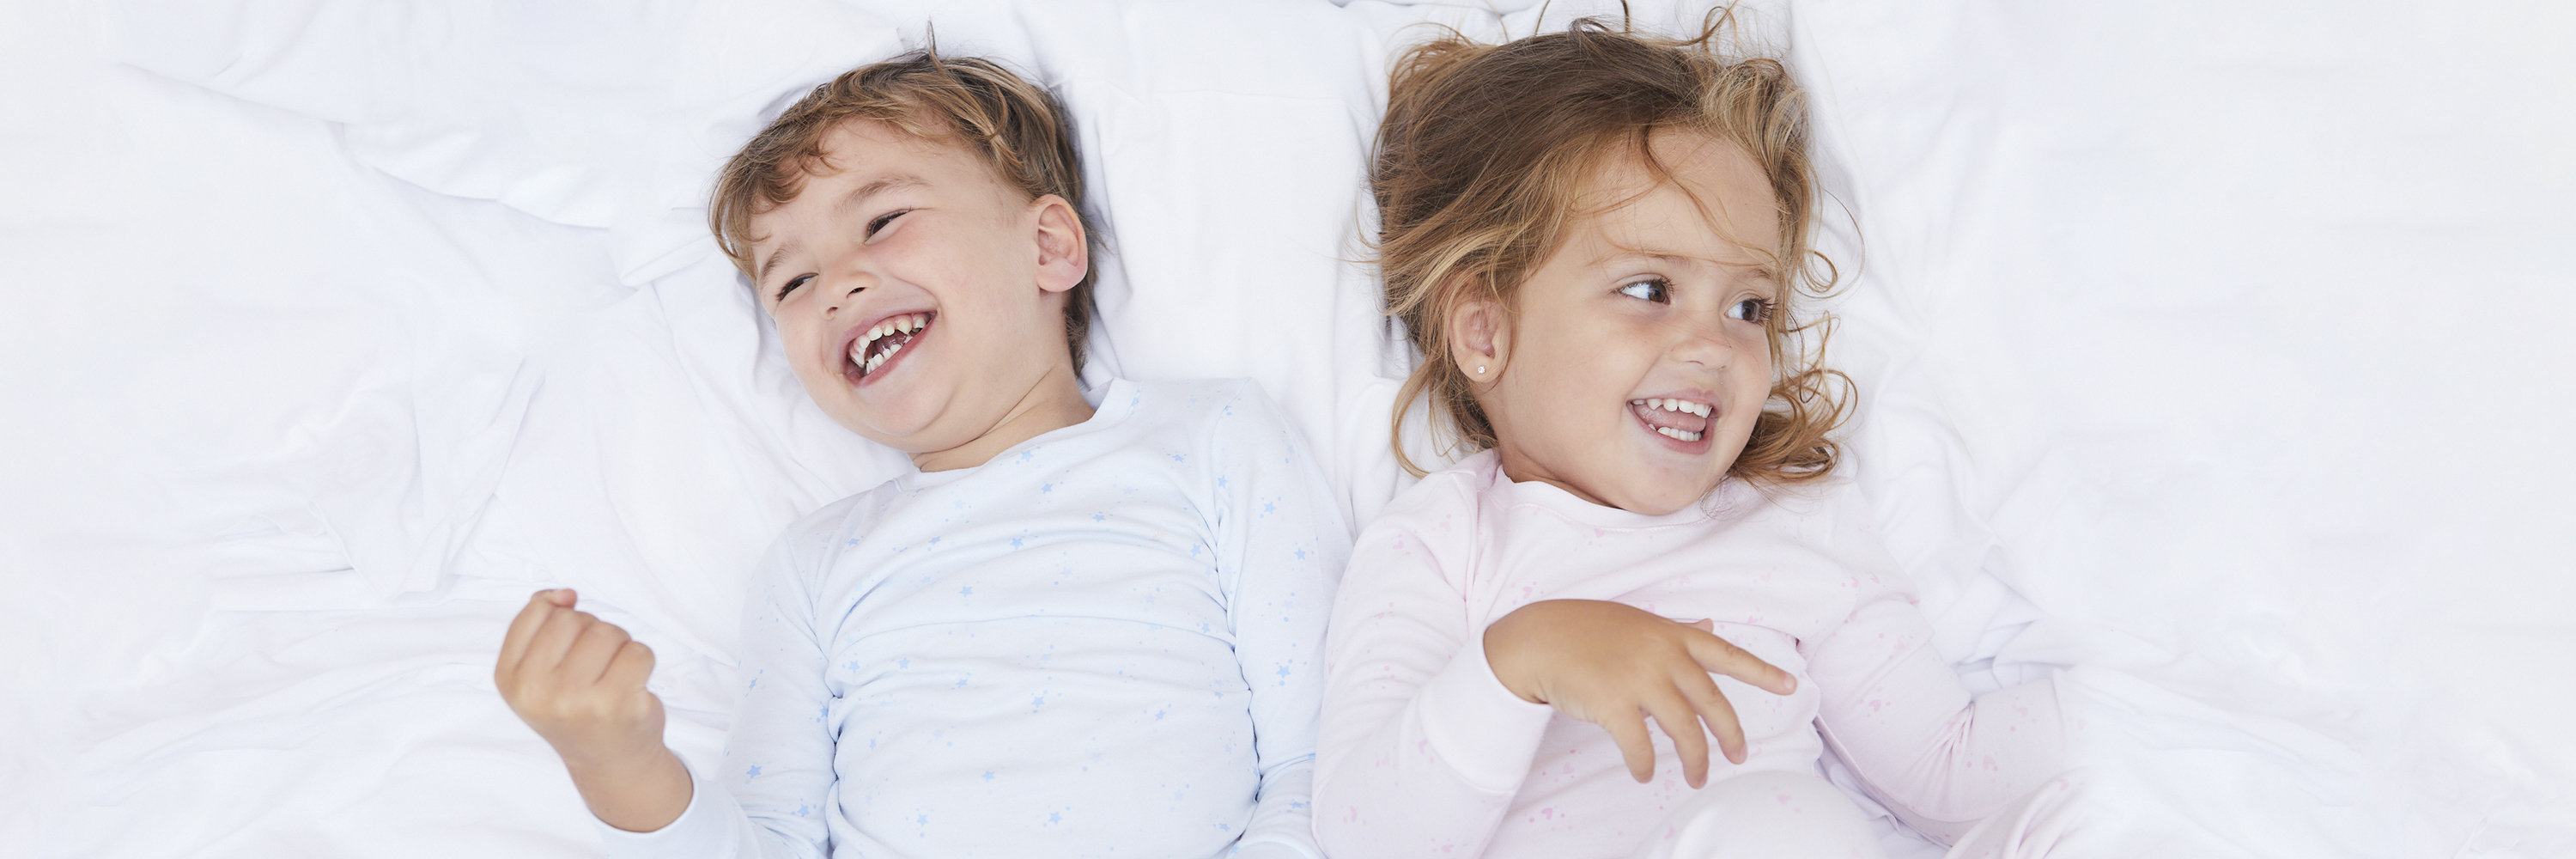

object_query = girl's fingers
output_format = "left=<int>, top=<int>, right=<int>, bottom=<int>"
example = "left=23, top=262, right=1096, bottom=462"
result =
left=496, top=590, right=560, bottom=674
left=1601, top=712, right=1660, bottom=783
left=1644, top=692, right=1711, bottom=789
left=1680, top=626, right=1795, bottom=696
left=1676, top=668, right=1749, bottom=765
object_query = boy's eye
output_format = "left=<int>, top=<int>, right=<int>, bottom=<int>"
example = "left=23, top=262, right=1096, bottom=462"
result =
left=1728, top=297, right=1776, bottom=324
left=866, top=210, right=909, bottom=237
left=1616, top=278, right=1672, bottom=304
left=775, top=274, right=814, bottom=302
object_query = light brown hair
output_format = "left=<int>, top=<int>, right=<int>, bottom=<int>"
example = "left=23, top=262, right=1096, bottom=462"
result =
left=711, top=48, right=1098, bottom=370
left=1374, top=14, right=1850, bottom=484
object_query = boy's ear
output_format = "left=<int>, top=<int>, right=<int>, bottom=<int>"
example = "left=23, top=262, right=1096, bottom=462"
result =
left=1447, top=289, right=1508, bottom=384
left=1030, top=193, right=1088, bottom=295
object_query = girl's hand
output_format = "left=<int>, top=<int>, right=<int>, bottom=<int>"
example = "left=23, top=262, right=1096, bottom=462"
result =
left=495, top=588, right=690, bottom=832
left=1482, top=599, right=1797, bottom=788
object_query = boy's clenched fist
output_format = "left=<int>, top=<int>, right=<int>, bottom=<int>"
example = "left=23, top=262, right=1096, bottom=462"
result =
left=495, top=589, right=690, bottom=832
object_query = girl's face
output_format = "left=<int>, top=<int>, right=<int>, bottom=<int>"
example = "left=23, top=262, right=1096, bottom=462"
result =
left=1453, top=132, right=1780, bottom=515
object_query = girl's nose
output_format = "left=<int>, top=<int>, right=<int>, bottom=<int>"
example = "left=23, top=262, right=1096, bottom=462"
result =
left=1674, top=319, right=1735, bottom=369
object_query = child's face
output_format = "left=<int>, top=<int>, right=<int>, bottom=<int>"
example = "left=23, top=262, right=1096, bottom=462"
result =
left=748, top=119, right=1088, bottom=459
left=1456, top=132, right=1780, bottom=515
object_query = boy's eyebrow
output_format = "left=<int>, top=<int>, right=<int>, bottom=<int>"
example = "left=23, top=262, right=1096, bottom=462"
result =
left=835, top=174, right=930, bottom=217
left=756, top=239, right=799, bottom=287
left=752, top=174, right=932, bottom=286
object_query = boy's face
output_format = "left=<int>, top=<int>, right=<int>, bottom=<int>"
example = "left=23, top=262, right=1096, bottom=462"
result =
left=1457, top=131, right=1779, bottom=515
left=749, top=119, right=1088, bottom=458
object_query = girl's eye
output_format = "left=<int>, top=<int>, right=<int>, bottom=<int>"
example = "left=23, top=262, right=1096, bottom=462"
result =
left=866, top=210, right=909, bottom=237
left=775, top=274, right=814, bottom=302
left=1728, top=297, right=1776, bottom=324
left=1616, top=278, right=1672, bottom=304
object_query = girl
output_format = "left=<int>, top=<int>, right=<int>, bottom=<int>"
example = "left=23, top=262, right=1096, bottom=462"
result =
left=1313, top=19, right=2074, bottom=859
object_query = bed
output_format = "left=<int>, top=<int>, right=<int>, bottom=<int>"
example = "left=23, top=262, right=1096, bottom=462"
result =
left=6, top=0, right=2570, bottom=855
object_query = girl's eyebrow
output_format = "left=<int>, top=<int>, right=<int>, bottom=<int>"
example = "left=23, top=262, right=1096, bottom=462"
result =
left=1601, top=249, right=1719, bottom=271
left=1601, top=250, right=1782, bottom=291
left=1595, top=247, right=1698, bottom=267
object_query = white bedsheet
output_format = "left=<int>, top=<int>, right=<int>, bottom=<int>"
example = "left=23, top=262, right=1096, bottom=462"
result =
left=5, top=0, right=2570, bottom=856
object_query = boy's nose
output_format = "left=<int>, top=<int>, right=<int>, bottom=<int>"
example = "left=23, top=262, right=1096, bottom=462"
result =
left=817, top=259, right=877, bottom=319
left=820, top=281, right=863, bottom=320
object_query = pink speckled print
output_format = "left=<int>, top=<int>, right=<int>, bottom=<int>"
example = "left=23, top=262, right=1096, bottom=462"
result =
left=1314, top=452, right=2071, bottom=858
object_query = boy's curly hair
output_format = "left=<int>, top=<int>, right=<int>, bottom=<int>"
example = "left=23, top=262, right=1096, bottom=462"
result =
left=711, top=48, right=1098, bottom=371
left=1374, top=13, right=1850, bottom=485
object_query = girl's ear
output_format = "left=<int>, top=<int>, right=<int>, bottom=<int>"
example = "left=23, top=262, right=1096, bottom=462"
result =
left=1030, top=194, right=1089, bottom=295
left=1447, top=291, right=1508, bottom=385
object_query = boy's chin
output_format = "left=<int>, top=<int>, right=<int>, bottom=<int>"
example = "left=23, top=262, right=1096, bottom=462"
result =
left=836, top=407, right=986, bottom=457
left=840, top=417, right=941, bottom=449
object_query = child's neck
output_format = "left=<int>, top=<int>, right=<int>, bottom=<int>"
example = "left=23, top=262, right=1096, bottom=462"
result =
left=910, top=364, right=1096, bottom=472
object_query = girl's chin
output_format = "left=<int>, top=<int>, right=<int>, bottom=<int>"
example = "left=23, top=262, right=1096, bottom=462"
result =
left=1583, top=468, right=1725, bottom=515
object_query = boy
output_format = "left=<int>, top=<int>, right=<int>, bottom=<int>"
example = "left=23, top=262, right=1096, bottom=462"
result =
left=494, top=51, right=1342, bottom=859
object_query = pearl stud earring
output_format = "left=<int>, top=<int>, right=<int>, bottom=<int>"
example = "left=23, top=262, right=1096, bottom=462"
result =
left=1475, top=365, right=1485, bottom=375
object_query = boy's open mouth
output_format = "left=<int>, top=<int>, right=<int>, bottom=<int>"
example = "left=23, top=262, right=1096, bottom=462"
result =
left=848, top=311, right=935, bottom=380
left=1629, top=397, right=1713, bottom=443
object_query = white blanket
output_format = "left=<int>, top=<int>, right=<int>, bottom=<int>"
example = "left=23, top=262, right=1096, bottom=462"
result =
left=6, top=0, right=2568, bottom=856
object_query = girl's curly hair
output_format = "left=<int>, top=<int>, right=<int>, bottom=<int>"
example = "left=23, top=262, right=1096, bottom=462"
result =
left=1374, top=13, right=1850, bottom=485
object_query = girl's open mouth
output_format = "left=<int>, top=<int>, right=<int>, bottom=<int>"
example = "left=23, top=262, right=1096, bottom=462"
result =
left=846, top=311, right=934, bottom=383
left=1630, top=397, right=1713, bottom=445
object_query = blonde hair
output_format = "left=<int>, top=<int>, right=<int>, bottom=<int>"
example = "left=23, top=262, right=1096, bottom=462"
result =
left=710, top=48, right=1097, bottom=370
left=1374, top=14, right=1850, bottom=484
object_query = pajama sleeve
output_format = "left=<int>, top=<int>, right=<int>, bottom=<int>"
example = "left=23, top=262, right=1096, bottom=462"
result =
left=1310, top=474, right=1558, bottom=859
left=1207, top=384, right=1349, bottom=859
left=596, top=530, right=840, bottom=859
left=1802, top=527, right=2071, bottom=844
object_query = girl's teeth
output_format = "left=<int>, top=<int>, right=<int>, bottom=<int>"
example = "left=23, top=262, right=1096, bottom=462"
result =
left=1633, top=398, right=1714, bottom=417
left=1656, top=427, right=1703, bottom=442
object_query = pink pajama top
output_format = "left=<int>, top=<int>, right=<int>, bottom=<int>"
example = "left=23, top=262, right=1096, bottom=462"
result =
left=1313, top=452, right=2068, bottom=858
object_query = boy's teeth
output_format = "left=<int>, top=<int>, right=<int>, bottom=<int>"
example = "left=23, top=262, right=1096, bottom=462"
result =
left=1656, top=426, right=1704, bottom=442
left=850, top=314, right=935, bottom=376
